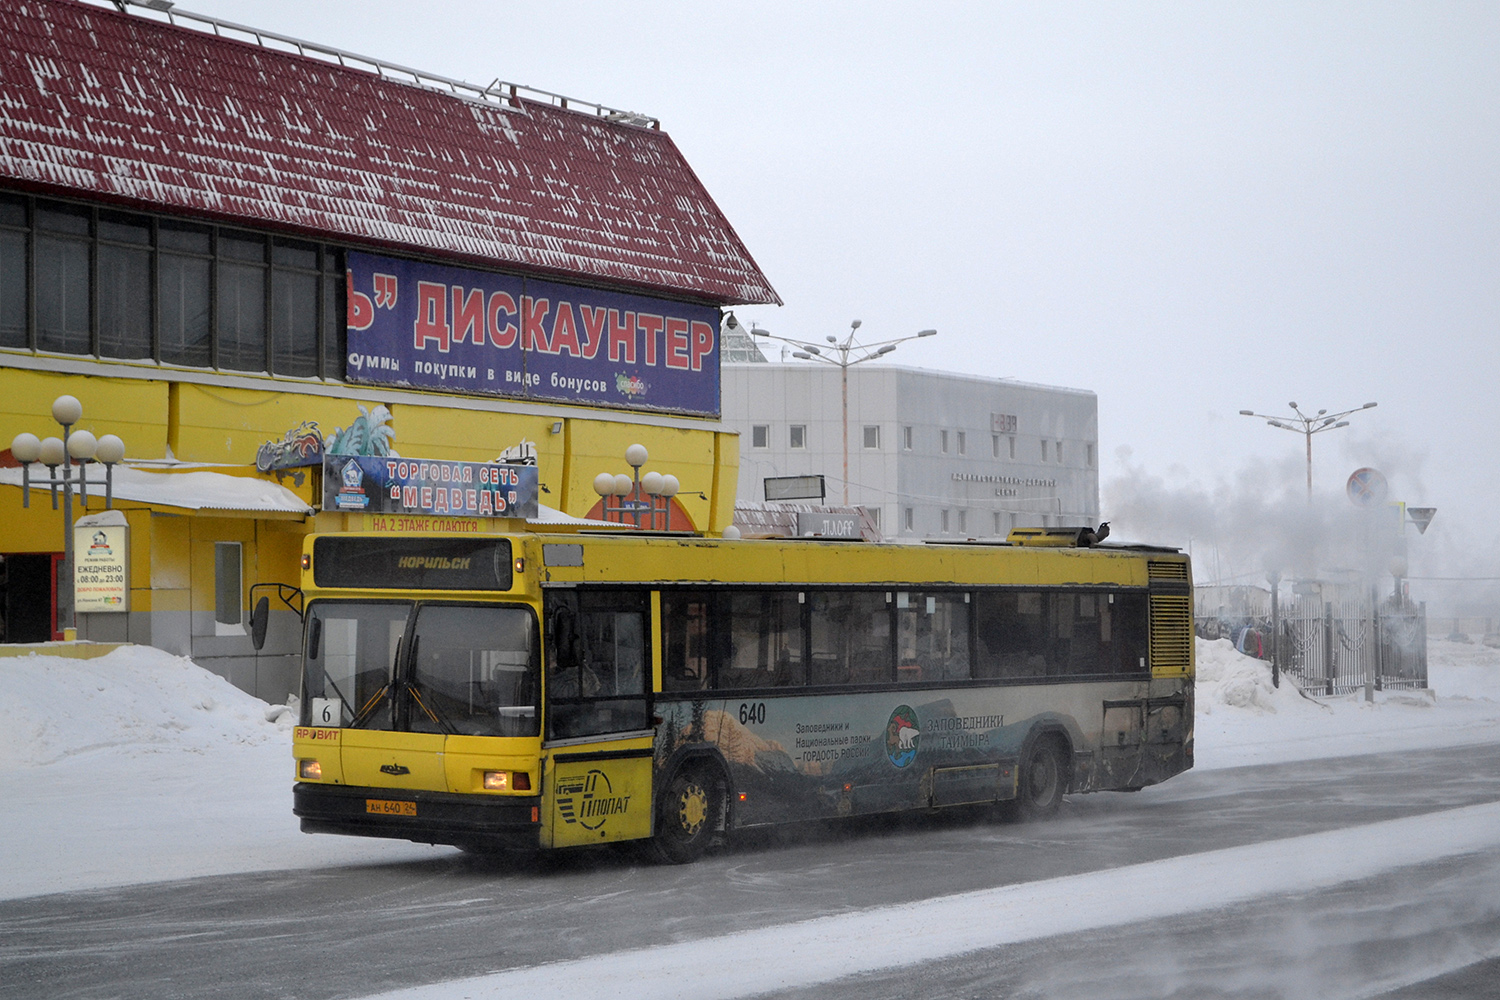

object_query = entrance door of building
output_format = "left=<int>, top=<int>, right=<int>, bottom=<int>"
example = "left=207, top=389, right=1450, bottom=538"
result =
left=1, top=553, right=61, bottom=642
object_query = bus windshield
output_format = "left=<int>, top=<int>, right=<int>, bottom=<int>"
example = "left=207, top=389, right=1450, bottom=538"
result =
left=300, top=600, right=538, bottom=737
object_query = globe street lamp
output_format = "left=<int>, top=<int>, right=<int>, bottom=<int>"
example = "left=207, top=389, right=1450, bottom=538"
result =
left=752, top=322, right=937, bottom=505
left=1239, top=401, right=1376, bottom=503
left=10, top=395, right=127, bottom=637
left=592, top=444, right=681, bottom=530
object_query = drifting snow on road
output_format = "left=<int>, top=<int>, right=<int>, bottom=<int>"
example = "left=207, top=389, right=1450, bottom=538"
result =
left=2, top=639, right=1499, bottom=998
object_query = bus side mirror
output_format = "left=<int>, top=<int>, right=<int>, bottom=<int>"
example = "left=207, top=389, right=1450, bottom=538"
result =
left=307, top=616, right=322, bottom=661
left=250, top=596, right=270, bottom=651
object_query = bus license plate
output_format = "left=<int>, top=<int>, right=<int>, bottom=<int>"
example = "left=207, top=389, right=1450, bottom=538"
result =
left=365, top=799, right=416, bottom=816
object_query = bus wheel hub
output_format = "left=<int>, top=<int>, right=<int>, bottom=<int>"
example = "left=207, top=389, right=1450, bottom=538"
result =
left=678, top=784, right=708, bottom=834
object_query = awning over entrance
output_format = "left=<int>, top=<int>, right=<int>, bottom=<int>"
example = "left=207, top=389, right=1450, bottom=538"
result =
left=0, top=466, right=312, bottom=515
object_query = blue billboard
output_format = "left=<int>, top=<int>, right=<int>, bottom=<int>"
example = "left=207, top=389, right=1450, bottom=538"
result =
left=345, top=252, right=722, bottom=417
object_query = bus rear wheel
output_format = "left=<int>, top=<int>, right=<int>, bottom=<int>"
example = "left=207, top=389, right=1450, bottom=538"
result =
left=648, top=765, right=723, bottom=864
left=1012, top=736, right=1069, bottom=821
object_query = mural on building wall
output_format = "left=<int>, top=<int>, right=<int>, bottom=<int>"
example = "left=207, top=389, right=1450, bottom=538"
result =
left=256, top=403, right=399, bottom=480
left=255, top=421, right=324, bottom=472
left=326, top=404, right=398, bottom=458
left=345, top=252, right=723, bottom=417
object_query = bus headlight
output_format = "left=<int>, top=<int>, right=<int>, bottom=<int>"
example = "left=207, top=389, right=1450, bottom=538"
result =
left=483, top=771, right=509, bottom=790
left=298, top=759, right=323, bottom=780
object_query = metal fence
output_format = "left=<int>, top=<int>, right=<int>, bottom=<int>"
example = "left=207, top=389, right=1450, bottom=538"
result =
left=1279, top=592, right=1428, bottom=694
left=1197, top=583, right=1428, bottom=694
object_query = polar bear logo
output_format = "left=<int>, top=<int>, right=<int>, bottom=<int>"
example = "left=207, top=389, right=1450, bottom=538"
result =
left=885, top=705, right=920, bottom=767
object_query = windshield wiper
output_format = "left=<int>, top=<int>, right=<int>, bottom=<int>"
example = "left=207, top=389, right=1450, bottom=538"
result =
left=349, top=637, right=402, bottom=730
left=403, top=635, right=457, bottom=736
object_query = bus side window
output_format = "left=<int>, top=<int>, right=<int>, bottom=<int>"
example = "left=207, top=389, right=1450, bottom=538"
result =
left=662, top=590, right=711, bottom=692
left=897, top=591, right=971, bottom=683
left=809, top=590, right=891, bottom=686
left=721, top=590, right=806, bottom=690
left=544, top=589, right=650, bottom=739
left=973, top=590, right=1048, bottom=679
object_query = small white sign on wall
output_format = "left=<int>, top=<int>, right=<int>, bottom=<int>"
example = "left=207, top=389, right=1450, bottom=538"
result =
left=74, top=511, right=129, bottom=613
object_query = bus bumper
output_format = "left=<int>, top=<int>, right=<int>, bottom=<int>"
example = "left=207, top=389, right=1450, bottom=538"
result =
left=293, top=783, right=542, bottom=850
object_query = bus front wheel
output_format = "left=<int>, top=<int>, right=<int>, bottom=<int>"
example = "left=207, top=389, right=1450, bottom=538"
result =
left=648, top=765, right=723, bottom=864
left=1013, top=736, right=1069, bottom=821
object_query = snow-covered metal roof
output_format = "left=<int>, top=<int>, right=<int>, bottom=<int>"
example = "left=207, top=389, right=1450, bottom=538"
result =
left=0, top=465, right=313, bottom=513
left=0, top=0, right=780, bottom=306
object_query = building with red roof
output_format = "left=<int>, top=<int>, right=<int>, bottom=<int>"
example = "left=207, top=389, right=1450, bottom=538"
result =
left=0, top=0, right=777, bottom=696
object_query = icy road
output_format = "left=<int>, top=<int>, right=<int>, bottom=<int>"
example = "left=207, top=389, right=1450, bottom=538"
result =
left=1, top=640, right=1499, bottom=999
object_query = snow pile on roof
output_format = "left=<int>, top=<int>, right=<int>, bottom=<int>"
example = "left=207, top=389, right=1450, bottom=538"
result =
left=0, top=645, right=293, bottom=768
left=0, top=0, right=779, bottom=305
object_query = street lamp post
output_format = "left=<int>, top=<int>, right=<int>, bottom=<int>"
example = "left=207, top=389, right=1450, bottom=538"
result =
left=1238, top=401, right=1377, bottom=502
left=751, top=321, right=937, bottom=505
left=592, top=444, right=681, bottom=530
left=10, top=395, right=126, bottom=638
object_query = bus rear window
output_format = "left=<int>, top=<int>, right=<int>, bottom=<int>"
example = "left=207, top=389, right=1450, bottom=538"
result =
left=313, top=537, right=512, bottom=591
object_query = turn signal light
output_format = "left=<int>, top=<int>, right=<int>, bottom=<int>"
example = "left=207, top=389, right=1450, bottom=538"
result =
left=483, top=771, right=509, bottom=790
left=298, top=759, right=322, bottom=780
left=513, top=771, right=531, bottom=791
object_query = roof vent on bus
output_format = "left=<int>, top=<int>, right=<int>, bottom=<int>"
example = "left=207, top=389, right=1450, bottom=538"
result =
left=1007, top=524, right=1110, bottom=548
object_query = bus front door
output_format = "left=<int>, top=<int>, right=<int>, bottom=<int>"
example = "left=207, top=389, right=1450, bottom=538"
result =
left=541, top=589, right=654, bottom=848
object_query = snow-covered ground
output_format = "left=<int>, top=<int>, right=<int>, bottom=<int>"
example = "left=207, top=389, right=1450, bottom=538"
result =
left=3, top=639, right=1499, bottom=997
left=3, top=638, right=1497, bottom=904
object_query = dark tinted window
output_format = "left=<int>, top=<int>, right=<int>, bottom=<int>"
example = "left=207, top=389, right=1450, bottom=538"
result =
left=809, top=590, right=891, bottom=685
left=322, top=270, right=344, bottom=378
left=545, top=589, right=650, bottom=739
left=98, top=212, right=150, bottom=245
left=217, top=260, right=265, bottom=370
left=272, top=268, right=317, bottom=376
left=722, top=589, right=805, bottom=688
left=158, top=221, right=211, bottom=254
left=36, top=202, right=89, bottom=235
left=272, top=240, right=317, bottom=270
left=218, top=233, right=265, bottom=262
left=0, top=228, right=24, bottom=348
left=896, top=590, right=970, bottom=683
left=974, top=589, right=1150, bottom=679
left=159, top=253, right=211, bottom=366
left=98, top=243, right=151, bottom=359
left=35, top=234, right=90, bottom=354
left=407, top=604, right=538, bottom=737
left=662, top=590, right=711, bottom=692
left=0, top=194, right=25, bottom=228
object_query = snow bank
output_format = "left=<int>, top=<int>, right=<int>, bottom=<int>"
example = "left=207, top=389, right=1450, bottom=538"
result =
left=0, top=646, right=446, bottom=901
left=0, top=645, right=294, bottom=767
left=1192, top=637, right=1500, bottom=770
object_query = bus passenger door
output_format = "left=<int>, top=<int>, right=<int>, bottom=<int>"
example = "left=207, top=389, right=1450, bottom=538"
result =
left=541, top=589, right=654, bottom=848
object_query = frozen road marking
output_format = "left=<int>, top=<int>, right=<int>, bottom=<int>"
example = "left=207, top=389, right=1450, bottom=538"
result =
left=364, top=800, right=1500, bottom=1000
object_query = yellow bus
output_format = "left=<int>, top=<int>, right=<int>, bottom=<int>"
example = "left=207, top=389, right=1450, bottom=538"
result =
left=281, top=527, right=1193, bottom=862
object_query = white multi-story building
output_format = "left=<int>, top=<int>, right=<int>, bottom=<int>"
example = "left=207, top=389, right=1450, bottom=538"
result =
left=721, top=362, right=1099, bottom=539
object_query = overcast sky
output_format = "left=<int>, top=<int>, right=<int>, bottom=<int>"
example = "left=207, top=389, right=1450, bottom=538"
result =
left=173, top=0, right=1499, bottom=606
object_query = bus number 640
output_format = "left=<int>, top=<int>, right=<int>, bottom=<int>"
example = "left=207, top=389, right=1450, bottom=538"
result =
left=738, top=702, right=766, bottom=725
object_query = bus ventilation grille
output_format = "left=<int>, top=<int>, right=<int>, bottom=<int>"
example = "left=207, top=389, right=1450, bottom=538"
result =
left=1149, top=595, right=1193, bottom=674
left=1147, top=560, right=1190, bottom=581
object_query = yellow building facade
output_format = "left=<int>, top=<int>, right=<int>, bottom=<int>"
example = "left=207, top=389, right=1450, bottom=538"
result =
left=0, top=1, right=775, bottom=700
